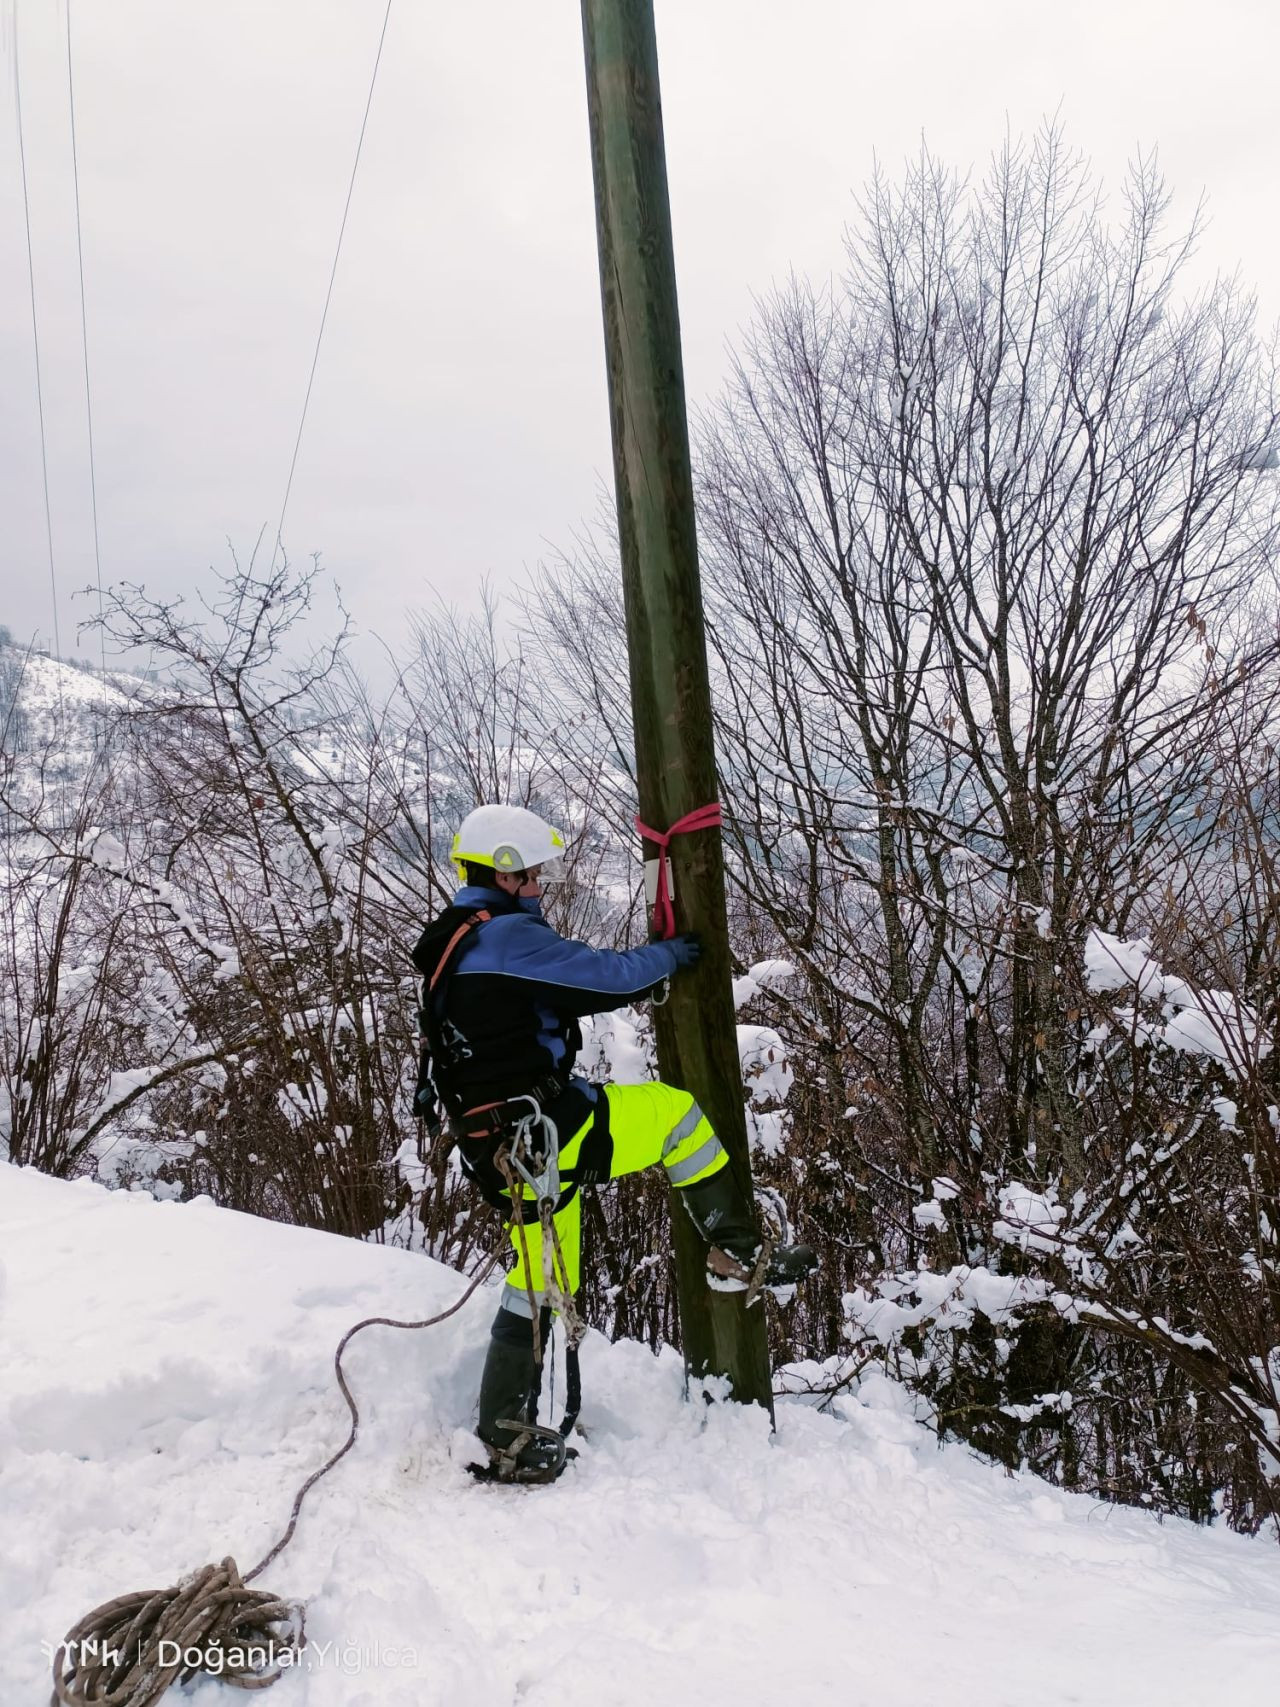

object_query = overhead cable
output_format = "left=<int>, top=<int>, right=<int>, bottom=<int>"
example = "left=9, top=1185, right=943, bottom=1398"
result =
left=66, top=0, right=107, bottom=673
left=15, top=9, right=65, bottom=684
left=271, top=0, right=394, bottom=570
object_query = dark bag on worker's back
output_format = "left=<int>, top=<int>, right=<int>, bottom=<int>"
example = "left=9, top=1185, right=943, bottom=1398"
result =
left=409, top=905, right=493, bottom=1143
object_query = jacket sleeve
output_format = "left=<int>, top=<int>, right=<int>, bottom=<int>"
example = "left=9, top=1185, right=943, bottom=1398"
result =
left=490, top=916, right=681, bottom=1017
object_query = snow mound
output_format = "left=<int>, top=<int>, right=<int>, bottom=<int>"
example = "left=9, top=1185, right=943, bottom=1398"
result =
left=1084, top=928, right=1267, bottom=1067
left=3, top=1162, right=1280, bottom=1705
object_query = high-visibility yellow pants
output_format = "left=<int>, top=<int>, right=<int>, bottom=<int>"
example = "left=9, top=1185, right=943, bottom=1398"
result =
left=497, top=1082, right=727, bottom=1320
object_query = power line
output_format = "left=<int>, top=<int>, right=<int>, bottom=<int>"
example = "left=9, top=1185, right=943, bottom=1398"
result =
left=65, top=0, right=107, bottom=675
left=14, top=7, right=65, bottom=690
left=271, top=0, right=394, bottom=571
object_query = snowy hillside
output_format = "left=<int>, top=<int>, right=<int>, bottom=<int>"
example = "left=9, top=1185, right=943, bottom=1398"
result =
left=3, top=1164, right=1280, bottom=1706
left=2, top=647, right=139, bottom=738
left=0, top=647, right=145, bottom=826
left=12, top=650, right=137, bottom=712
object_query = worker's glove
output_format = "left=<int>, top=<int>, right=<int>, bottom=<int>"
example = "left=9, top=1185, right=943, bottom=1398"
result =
left=669, top=932, right=702, bottom=969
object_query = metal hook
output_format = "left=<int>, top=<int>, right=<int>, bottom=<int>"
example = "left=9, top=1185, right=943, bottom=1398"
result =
left=502, top=1095, right=561, bottom=1206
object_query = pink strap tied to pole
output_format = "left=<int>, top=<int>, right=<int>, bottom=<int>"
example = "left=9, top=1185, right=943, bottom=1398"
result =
left=634, top=803, right=723, bottom=940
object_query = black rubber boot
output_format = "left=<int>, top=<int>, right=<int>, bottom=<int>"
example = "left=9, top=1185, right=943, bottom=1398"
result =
left=475, top=1309, right=569, bottom=1482
left=678, top=1167, right=819, bottom=1292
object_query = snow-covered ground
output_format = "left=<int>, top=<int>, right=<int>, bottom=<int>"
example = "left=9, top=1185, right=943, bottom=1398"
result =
left=3, top=1163, right=1279, bottom=1707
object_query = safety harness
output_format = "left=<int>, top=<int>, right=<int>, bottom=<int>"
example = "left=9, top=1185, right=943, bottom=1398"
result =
left=414, top=906, right=613, bottom=1212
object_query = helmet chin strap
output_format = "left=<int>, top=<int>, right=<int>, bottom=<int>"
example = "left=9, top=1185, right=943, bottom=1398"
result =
left=494, top=868, right=542, bottom=900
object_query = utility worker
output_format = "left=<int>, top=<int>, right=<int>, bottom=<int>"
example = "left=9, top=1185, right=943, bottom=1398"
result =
left=411, top=804, right=817, bottom=1480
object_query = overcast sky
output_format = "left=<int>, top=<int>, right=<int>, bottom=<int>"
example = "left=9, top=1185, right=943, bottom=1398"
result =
left=3, top=0, right=1277, bottom=673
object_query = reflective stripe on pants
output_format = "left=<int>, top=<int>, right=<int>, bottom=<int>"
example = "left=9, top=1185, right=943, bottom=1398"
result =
left=502, top=1081, right=727, bottom=1310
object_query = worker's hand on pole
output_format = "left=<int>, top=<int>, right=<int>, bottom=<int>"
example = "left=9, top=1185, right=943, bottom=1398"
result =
left=668, top=932, right=702, bottom=968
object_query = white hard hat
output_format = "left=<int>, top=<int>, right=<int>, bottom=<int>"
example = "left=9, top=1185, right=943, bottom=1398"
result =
left=451, top=804, right=567, bottom=879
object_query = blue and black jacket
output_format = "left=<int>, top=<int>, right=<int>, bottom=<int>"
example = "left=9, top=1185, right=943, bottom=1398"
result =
left=411, top=883, right=681, bottom=1148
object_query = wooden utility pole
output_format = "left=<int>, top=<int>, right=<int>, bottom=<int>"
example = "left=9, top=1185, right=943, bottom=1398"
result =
left=580, top=0, right=773, bottom=1414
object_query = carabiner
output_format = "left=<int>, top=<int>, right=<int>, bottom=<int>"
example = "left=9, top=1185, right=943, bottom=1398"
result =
left=504, top=1096, right=561, bottom=1206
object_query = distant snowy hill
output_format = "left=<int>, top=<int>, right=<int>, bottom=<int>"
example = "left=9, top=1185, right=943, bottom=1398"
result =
left=3, top=647, right=141, bottom=728
left=3, top=1162, right=1279, bottom=1706
left=1, top=646, right=148, bottom=819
